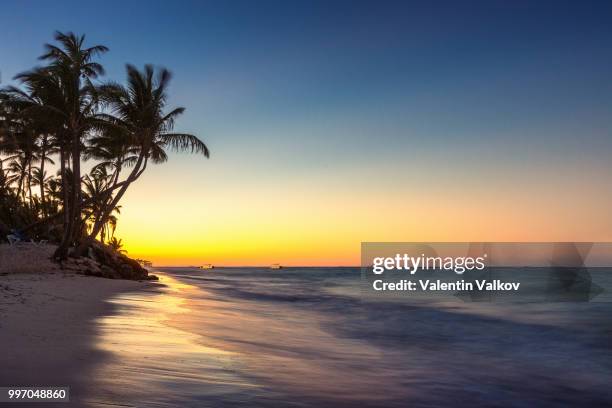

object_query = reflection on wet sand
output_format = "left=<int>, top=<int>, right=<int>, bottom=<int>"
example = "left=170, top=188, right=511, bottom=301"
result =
left=89, top=273, right=405, bottom=407
left=85, top=268, right=612, bottom=407
left=168, top=285, right=405, bottom=405
left=88, top=275, right=256, bottom=407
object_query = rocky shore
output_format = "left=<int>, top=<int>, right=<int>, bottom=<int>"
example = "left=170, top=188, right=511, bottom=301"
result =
left=62, top=243, right=158, bottom=280
left=0, top=243, right=157, bottom=281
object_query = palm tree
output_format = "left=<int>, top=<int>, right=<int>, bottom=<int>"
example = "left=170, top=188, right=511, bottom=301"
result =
left=75, top=64, right=209, bottom=254
left=31, top=166, right=54, bottom=214
left=108, top=237, right=126, bottom=253
left=44, top=173, right=63, bottom=215
left=84, top=126, right=137, bottom=191
left=5, top=158, right=28, bottom=200
left=37, top=134, right=57, bottom=215
left=0, top=103, right=37, bottom=203
left=33, top=31, right=108, bottom=259
left=1, top=32, right=211, bottom=264
left=3, top=67, right=67, bottom=220
left=81, top=166, right=121, bottom=243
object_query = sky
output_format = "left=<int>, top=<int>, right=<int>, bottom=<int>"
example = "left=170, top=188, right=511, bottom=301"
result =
left=2, top=1, right=612, bottom=265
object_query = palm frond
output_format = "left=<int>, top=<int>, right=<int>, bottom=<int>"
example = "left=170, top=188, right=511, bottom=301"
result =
left=159, top=133, right=210, bottom=157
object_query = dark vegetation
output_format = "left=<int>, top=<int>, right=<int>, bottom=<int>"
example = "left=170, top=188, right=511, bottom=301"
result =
left=0, top=31, right=209, bottom=279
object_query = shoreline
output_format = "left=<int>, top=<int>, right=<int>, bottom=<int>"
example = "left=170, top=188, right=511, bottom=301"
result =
left=2, top=265, right=612, bottom=406
left=0, top=269, right=157, bottom=405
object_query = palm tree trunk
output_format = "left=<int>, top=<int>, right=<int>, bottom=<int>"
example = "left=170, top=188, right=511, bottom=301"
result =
left=71, top=131, right=81, bottom=241
left=74, top=152, right=147, bottom=255
left=16, top=173, right=23, bottom=201
left=23, top=172, right=140, bottom=234
left=95, top=154, right=146, bottom=237
left=57, top=129, right=84, bottom=259
left=61, top=149, right=70, bottom=228
left=54, top=145, right=72, bottom=260
left=39, top=135, right=47, bottom=216
left=27, top=159, right=33, bottom=208
left=16, top=158, right=26, bottom=201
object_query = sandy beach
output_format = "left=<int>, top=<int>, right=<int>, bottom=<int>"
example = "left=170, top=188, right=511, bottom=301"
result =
left=2, top=250, right=612, bottom=406
left=2, top=4, right=612, bottom=407
left=0, top=244, right=153, bottom=405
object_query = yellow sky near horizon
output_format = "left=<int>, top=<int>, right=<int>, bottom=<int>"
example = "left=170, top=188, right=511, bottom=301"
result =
left=115, top=156, right=612, bottom=266
left=3, top=1, right=612, bottom=268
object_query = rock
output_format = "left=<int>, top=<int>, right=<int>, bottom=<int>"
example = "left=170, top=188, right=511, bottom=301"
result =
left=97, top=265, right=115, bottom=279
left=87, top=247, right=97, bottom=261
left=63, top=242, right=155, bottom=281
left=84, top=268, right=103, bottom=277
left=118, top=263, right=132, bottom=278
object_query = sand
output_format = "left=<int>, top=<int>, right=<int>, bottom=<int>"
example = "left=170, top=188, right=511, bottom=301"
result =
left=0, top=243, right=152, bottom=406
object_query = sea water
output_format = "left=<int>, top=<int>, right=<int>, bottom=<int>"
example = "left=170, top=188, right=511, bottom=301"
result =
left=84, top=267, right=612, bottom=407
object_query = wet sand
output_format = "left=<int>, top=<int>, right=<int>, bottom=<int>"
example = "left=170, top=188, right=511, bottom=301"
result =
left=82, top=268, right=612, bottom=407
left=1, top=265, right=612, bottom=407
left=0, top=271, right=153, bottom=406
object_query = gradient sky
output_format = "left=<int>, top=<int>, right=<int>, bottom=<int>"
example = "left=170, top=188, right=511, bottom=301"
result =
left=2, top=1, right=612, bottom=265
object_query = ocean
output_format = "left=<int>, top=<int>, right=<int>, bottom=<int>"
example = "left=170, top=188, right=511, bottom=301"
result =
left=85, top=267, right=612, bottom=407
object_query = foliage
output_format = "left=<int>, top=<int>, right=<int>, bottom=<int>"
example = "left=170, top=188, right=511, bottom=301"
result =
left=0, top=31, right=209, bottom=258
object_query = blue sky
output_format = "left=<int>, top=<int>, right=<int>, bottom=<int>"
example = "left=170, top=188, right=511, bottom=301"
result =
left=2, top=1, right=612, bottom=263
left=3, top=1, right=612, bottom=161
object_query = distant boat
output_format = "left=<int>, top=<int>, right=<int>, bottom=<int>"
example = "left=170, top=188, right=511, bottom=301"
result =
left=270, top=264, right=282, bottom=269
left=199, top=264, right=214, bottom=269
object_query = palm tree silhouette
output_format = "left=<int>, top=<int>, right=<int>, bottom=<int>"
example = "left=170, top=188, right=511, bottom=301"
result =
left=0, top=32, right=209, bottom=264
left=35, top=31, right=108, bottom=258
left=75, top=64, right=209, bottom=254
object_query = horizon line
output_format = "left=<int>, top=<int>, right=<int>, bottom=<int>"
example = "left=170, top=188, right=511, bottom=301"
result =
left=151, top=265, right=362, bottom=268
